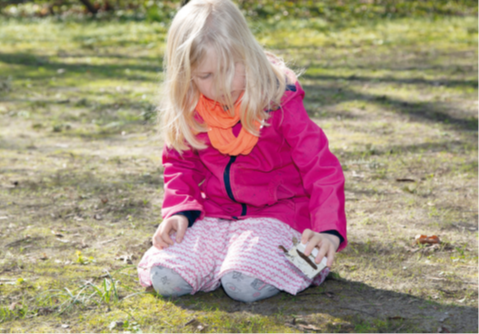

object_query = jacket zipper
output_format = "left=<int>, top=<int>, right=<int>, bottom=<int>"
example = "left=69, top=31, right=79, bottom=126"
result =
left=223, top=156, right=247, bottom=218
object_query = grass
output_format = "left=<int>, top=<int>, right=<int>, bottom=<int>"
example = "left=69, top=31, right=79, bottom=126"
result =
left=0, top=13, right=478, bottom=333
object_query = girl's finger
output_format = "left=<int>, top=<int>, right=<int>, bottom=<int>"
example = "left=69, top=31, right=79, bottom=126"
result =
left=159, top=221, right=175, bottom=246
left=314, top=242, right=328, bottom=265
left=161, top=229, right=175, bottom=246
left=152, top=235, right=167, bottom=250
left=326, top=246, right=335, bottom=267
left=301, top=229, right=313, bottom=244
left=304, top=235, right=321, bottom=257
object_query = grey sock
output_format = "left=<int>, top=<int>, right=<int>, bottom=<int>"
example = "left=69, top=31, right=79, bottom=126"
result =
left=150, top=266, right=193, bottom=297
left=221, top=271, right=280, bottom=303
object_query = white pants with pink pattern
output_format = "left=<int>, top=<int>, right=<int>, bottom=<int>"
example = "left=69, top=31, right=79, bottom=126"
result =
left=137, top=217, right=329, bottom=302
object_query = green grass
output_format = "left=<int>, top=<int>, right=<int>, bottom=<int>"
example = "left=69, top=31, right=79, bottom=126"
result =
left=0, top=13, right=477, bottom=333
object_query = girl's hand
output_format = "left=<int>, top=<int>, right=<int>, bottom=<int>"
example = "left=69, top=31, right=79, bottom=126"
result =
left=152, top=215, right=189, bottom=250
left=301, top=229, right=340, bottom=268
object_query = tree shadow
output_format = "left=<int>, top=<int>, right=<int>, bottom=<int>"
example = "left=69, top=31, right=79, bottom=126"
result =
left=162, top=239, right=478, bottom=332
left=337, top=139, right=477, bottom=161
left=302, top=82, right=478, bottom=132
left=0, top=52, right=162, bottom=82
left=303, top=73, right=478, bottom=89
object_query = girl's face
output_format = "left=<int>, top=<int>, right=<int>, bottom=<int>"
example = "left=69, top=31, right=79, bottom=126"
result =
left=193, top=47, right=245, bottom=105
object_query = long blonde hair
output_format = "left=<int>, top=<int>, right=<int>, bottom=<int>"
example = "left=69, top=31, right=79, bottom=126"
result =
left=160, top=0, right=294, bottom=152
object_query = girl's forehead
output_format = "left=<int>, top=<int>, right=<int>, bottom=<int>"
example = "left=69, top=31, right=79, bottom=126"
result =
left=195, top=47, right=218, bottom=73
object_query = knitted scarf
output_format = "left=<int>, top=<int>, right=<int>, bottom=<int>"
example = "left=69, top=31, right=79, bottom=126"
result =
left=195, top=94, right=260, bottom=156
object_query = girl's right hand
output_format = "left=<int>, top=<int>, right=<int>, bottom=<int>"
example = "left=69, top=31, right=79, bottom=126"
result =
left=152, top=215, right=189, bottom=250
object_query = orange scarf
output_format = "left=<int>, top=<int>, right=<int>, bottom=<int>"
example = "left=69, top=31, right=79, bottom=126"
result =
left=195, top=94, right=260, bottom=156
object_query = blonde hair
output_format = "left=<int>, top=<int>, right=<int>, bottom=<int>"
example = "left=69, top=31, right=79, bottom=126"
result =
left=160, top=0, right=295, bottom=152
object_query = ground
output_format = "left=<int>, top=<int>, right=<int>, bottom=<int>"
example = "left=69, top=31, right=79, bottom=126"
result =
left=0, top=14, right=477, bottom=333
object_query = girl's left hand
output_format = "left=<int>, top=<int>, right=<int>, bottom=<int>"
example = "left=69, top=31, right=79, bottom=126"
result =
left=301, top=229, right=340, bottom=268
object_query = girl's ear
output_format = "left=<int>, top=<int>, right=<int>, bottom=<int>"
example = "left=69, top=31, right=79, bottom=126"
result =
left=181, top=0, right=190, bottom=7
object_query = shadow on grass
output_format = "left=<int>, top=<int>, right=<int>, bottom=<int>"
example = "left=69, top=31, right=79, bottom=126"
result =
left=337, top=139, right=478, bottom=161
left=304, top=73, right=478, bottom=89
left=302, top=83, right=478, bottom=132
left=0, top=52, right=162, bottom=82
left=156, top=240, right=478, bottom=332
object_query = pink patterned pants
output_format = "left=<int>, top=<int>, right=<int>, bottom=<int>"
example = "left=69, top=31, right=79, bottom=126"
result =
left=137, top=217, right=330, bottom=295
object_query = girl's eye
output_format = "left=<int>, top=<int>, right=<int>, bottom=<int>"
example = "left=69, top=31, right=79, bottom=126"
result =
left=199, top=74, right=211, bottom=79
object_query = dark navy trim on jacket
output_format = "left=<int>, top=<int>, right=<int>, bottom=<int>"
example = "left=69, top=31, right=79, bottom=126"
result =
left=173, top=210, right=201, bottom=227
left=286, top=84, right=297, bottom=92
left=223, top=156, right=247, bottom=218
left=321, top=230, right=345, bottom=247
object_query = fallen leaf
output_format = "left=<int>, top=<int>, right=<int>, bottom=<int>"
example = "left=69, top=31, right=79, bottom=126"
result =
left=439, top=314, right=450, bottom=322
left=297, top=324, right=321, bottom=331
left=438, top=325, right=450, bottom=333
left=325, top=292, right=335, bottom=298
left=40, top=253, right=48, bottom=260
left=352, top=170, right=364, bottom=178
left=145, top=286, right=155, bottom=293
left=51, top=230, right=64, bottom=238
left=61, top=324, right=69, bottom=329
left=183, top=318, right=208, bottom=331
left=415, top=234, right=440, bottom=245
left=115, top=254, right=133, bottom=264
left=396, top=178, right=415, bottom=182
left=37, top=307, right=53, bottom=315
left=9, top=302, right=18, bottom=310
left=100, top=197, right=108, bottom=204
left=109, top=321, right=123, bottom=330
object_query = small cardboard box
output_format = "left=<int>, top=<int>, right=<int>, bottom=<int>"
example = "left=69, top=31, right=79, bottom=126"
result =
left=281, top=240, right=328, bottom=279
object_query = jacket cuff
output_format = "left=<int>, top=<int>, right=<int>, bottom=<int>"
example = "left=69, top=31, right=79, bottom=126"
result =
left=321, top=230, right=345, bottom=248
left=173, top=210, right=201, bottom=228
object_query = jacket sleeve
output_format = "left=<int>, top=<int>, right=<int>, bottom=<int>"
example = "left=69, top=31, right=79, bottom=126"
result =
left=161, top=144, right=206, bottom=221
left=279, top=84, right=348, bottom=251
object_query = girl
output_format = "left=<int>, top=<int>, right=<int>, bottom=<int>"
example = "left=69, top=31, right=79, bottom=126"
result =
left=137, top=0, right=347, bottom=303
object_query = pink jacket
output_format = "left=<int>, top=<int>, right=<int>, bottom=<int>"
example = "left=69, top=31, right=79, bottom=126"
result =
left=162, top=82, right=347, bottom=251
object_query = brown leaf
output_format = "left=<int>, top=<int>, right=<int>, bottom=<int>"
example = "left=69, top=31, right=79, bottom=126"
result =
left=396, top=178, right=415, bottom=182
left=184, top=318, right=207, bottom=331
left=115, top=254, right=133, bottom=264
left=100, top=197, right=108, bottom=204
left=37, top=307, right=54, bottom=315
left=325, top=292, right=335, bottom=298
left=297, top=324, right=321, bottom=331
left=438, top=325, right=450, bottom=333
left=145, top=286, right=155, bottom=293
left=40, top=253, right=48, bottom=260
left=9, top=302, right=18, bottom=310
left=51, top=230, right=64, bottom=238
left=80, top=239, right=89, bottom=249
left=415, top=234, right=440, bottom=245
